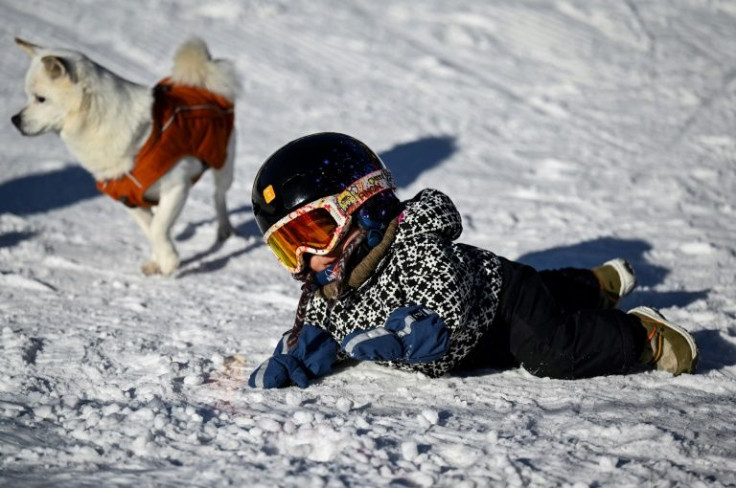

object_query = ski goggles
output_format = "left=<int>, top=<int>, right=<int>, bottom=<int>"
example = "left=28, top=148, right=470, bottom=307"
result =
left=263, top=169, right=395, bottom=274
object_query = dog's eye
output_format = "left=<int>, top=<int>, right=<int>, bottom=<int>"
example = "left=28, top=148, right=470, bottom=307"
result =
left=34, top=95, right=46, bottom=103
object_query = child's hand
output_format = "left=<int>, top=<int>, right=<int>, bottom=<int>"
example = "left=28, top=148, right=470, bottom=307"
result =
left=248, top=324, right=340, bottom=389
left=342, top=328, right=404, bottom=361
left=248, top=355, right=310, bottom=388
left=341, top=306, right=450, bottom=363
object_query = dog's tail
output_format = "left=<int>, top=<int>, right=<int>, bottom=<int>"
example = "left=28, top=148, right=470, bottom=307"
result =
left=170, top=37, right=240, bottom=101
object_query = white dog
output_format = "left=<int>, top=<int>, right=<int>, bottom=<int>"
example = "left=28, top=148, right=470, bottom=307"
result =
left=11, top=37, right=239, bottom=275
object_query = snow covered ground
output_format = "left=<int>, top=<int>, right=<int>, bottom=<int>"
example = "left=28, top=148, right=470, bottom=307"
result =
left=1, top=0, right=736, bottom=486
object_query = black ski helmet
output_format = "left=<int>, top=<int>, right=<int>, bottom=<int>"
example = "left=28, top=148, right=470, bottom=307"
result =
left=252, top=132, right=399, bottom=237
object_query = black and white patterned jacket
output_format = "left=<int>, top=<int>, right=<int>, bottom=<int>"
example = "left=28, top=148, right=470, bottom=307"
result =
left=304, top=188, right=503, bottom=378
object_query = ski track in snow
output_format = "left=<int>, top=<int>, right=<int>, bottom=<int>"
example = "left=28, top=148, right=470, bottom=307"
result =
left=1, top=0, right=736, bottom=486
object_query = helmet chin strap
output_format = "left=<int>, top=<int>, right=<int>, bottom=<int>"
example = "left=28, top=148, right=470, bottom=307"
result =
left=357, top=214, right=385, bottom=248
left=315, top=262, right=339, bottom=286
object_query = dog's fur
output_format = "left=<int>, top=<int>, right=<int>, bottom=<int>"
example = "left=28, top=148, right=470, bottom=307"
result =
left=11, top=37, right=239, bottom=275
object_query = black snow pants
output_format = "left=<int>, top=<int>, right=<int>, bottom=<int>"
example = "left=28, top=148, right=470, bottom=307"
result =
left=459, top=257, right=647, bottom=379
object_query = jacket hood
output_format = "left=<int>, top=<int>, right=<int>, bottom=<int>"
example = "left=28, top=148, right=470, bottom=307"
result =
left=394, top=189, right=463, bottom=243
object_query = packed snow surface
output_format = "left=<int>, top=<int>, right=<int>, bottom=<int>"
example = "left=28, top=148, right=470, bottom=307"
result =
left=2, top=1, right=736, bottom=486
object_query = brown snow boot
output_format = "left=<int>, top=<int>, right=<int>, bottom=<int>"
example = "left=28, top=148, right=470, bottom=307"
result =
left=630, top=306, right=698, bottom=375
left=592, top=258, right=636, bottom=308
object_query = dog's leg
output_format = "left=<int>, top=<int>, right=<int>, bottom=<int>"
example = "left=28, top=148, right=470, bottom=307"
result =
left=145, top=182, right=190, bottom=276
left=127, top=207, right=158, bottom=274
left=128, top=207, right=161, bottom=276
left=213, top=134, right=236, bottom=241
left=127, top=207, right=153, bottom=242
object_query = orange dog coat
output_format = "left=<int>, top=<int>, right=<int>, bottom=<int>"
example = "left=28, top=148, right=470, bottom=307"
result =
left=96, top=79, right=235, bottom=208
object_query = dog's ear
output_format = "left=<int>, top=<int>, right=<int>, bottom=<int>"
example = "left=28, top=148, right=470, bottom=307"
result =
left=15, top=38, right=41, bottom=57
left=41, top=56, right=78, bottom=83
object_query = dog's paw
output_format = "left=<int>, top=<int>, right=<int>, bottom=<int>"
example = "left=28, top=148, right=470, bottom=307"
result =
left=159, top=254, right=180, bottom=276
left=141, top=261, right=162, bottom=276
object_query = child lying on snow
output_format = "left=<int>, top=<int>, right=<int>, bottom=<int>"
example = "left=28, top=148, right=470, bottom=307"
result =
left=247, top=132, right=698, bottom=388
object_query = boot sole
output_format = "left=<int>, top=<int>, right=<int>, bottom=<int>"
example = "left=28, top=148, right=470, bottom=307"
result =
left=629, top=306, right=699, bottom=374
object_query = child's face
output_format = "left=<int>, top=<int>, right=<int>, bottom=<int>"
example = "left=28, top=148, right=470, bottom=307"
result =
left=307, top=227, right=362, bottom=273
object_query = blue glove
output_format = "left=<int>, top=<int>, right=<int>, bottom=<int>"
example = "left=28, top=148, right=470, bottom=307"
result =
left=248, top=354, right=309, bottom=388
left=287, top=324, right=339, bottom=378
left=342, top=327, right=404, bottom=361
left=249, top=324, right=339, bottom=389
left=341, top=305, right=450, bottom=363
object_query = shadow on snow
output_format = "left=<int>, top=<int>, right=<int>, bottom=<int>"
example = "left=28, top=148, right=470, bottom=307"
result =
left=0, top=166, right=97, bottom=248
left=0, top=165, right=98, bottom=217
left=379, top=135, right=457, bottom=188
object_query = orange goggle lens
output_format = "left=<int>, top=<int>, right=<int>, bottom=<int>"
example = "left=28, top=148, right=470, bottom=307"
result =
left=265, top=207, right=344, bottom=272
left=262, top=168, right=396, bottom=273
